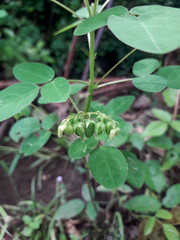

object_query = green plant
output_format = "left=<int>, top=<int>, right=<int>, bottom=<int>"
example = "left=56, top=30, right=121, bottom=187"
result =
left=1, top=1, right=180, bottom=239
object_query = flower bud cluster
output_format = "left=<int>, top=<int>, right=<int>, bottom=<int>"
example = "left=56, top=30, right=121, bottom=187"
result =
left=58, top=112, right=120, bottom=139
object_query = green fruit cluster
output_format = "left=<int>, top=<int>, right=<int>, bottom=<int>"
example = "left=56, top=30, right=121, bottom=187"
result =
left=58, top=111, right=120, bottom=139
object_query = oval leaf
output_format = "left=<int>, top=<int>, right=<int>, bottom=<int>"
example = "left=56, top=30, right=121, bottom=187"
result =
left=162, top=88, right=177, bottom=107
left=74, top=6, right=128, bottom=36
left=144, top=160, right=166, bottom=193
left=162, top=150, right=179, bottom=171
left=0, top=83, right=39, bottom=122
left=41, top=77, right=70, bottom=103
left=163, top=224, right=179, bottom=240
left=144, top=217, right=155, bottom=236
left=55, top=199, right=84, bottom=220
left=170, top=121, right=180, bottom=133
left=146, top=136, right=173, bottom=150
left=108, top=8, right=180, bottom=54
left=105, top=96, right=135, bottom=116
left=143, top=121, right=168, bottom=137
left=13, top=62, right=54, bottom=84
left=89, top=146, right=128, bottom=189
left=152, top=108, right=172, bottom=122
left=133, top=75, right=166, bottom=92
left=70, top=83, right=86, bottom=95
left=124, top=195, right=161, bottom=213
left=156, top=209, right=173, bottom=220
left=68, top=137, right=98, bottom=160
left=122, top=151, right=144, bottom=189
left=156, top=66, right=180, bottom=89
left=163, top=183, right=180, bottom=208
left=9, top=117, right=40, bottom=142
left=133, top=58, right=160, bottom=77
left=42, top=113, right=58, bottom=130
left=20, top=130, right=51, bottom=156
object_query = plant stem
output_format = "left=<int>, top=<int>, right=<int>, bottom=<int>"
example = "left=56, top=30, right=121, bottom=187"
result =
left=98, top=0, right=111, bottom=13
left=50, top=0, right=82, bottom=20
left=83, top=158, right=98, bottom=213
left=95, top=48, right=136, bottom=87
left=68, top=79, right=89, bottom=85
left=96, top=78, right=133, bottom=89
left=84, top=0, right=92, bottom=17
left=69, top=96, right=80, bottom=112
left=93, top=0, right=99, bottom=15
left=85, top=31, right=95, bottom=112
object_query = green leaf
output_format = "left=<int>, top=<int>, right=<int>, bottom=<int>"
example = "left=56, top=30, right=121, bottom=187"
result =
left=124, top=195, right=161, bottom=213
left=41, top=77, right=70, bottom=103
left=68, top=137, right=98, bottom=160
left=156, top=66, right=180, bottom=89
left=74, top=6, right=128, bottom=36
left=122, top=151, right=144, bottom=189
left=55, top=199, right=85, bottom=220
left=105, top=96, right=135, bottom=117
left=75, top=5, right=102, bottom=18
left=86, top=202, right=99, bottom=221
left=133, top=75, right=166, bottom=92
left=89, top=146, right=128, bottom=189
left=21, top=226, right=33, bottom=237
left=9, top=117, right=41, bottom=142
left=162, top=88, right=177, bottom=107
left=144, top=217, right=155, bottom=236
left=90, top=101, right=106, bottom=113
left=163, top=224, right=179, bottom=240
left=155, top=209, right=173, bottom=220
left=0, top=83, right=39, bottom=122
left=20, top=130, right=51, bottom=156
left=55, top=20, right=81, bottom=35
left=162, top=150, right=179, bottom=171
left=133, top=58, right=160, bottom=77
left=108, top=7, right=180, bottom=54
left=144, top=160, right=166, bottom=193
left=70, top=83, right=86, bottom=95
left=143, top=121, right=168, bottom=137
left=129, top=132, right=144, bottom=151
left=174, top=142, right=180, bottom=154
left=81, top=183, right=95, bottom=202
left=13, top=62, right=54, bottom=84
left=146, top=136, right=173, bottom=150
left=170, top=121, right=180, bottom=133
left=0, top=9, right=8, bottom=18
left=163, top=183, right=180, bottom=208
left=42, top=113, right=58, bottom=130
left=152, top=108, right=172, bottom=122
left=22, top=215, right=32, bottom=224
left=130, top=5, right=180, bottom=15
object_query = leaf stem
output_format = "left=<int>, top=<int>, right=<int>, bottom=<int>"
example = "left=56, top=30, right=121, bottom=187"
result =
left=68, top=79, right=89, bottom=85
left=93, top=0, right=99, bottom=15
left=98, top=0, right=111, bottom=13
left=50, top=0, right=82, bottom=20
left=85, top=31, right=95, bottom=112
left=96, top=78, right=133, bottom=89
left=83, top=158, right=98, bottom=213
left=84, top=0, right=92, bottom=17
left=95, top=48, right=136, bottom=87
left=69, top=96, right=80, bottom=113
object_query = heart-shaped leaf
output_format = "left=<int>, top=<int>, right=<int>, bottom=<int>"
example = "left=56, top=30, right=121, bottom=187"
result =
left=133, top=58, right=160, bottom=77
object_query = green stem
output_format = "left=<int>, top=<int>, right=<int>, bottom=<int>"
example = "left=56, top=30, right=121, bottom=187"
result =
left=96, top=78, right=133, bottom=89
left=85, top=31, right=95, bottom=112
left=93, top=0, right=99, bottom=15
left=95, top=48, right=136, bottom=87
left=69, top=96, right=80, bottom=112
left=84, top=0, right=92, bottom=17
left=83, top=158, right=98, bottom=213
left=68, top=79, right=89, bottom=85
left=50, top=0, right=82, bottom=20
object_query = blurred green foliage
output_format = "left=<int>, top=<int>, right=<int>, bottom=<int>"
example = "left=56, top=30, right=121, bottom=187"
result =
left=0, top=0, right=180, bottom=78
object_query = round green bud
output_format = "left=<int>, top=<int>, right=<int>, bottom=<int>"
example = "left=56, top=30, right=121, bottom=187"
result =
left=64, top=124, right=74, bottom=135
left=95, top=122, right=105, bottom=135
left=74, top=123, right=84, bottom=138
left=114, top=127, right=120, bottom=136
left=84, top=120, right=95, bottom=138
left=105, top=121, right=114, bottom=134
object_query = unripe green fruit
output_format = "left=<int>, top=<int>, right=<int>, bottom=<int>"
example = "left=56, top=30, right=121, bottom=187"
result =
left=64, top=124, right=74, bottom=135
left=109, top=129, right=116, bottom=139
left=74, top=123, right=84, bottom=138
left=84, top=120, right=95, bottom=138
left=95, top=122, right=105, bottom=135
left=114, top=127, right=120, bottom=136
left=97, top=116, right=105, bottom=123
left=105, top=121, right=114, bottom=134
